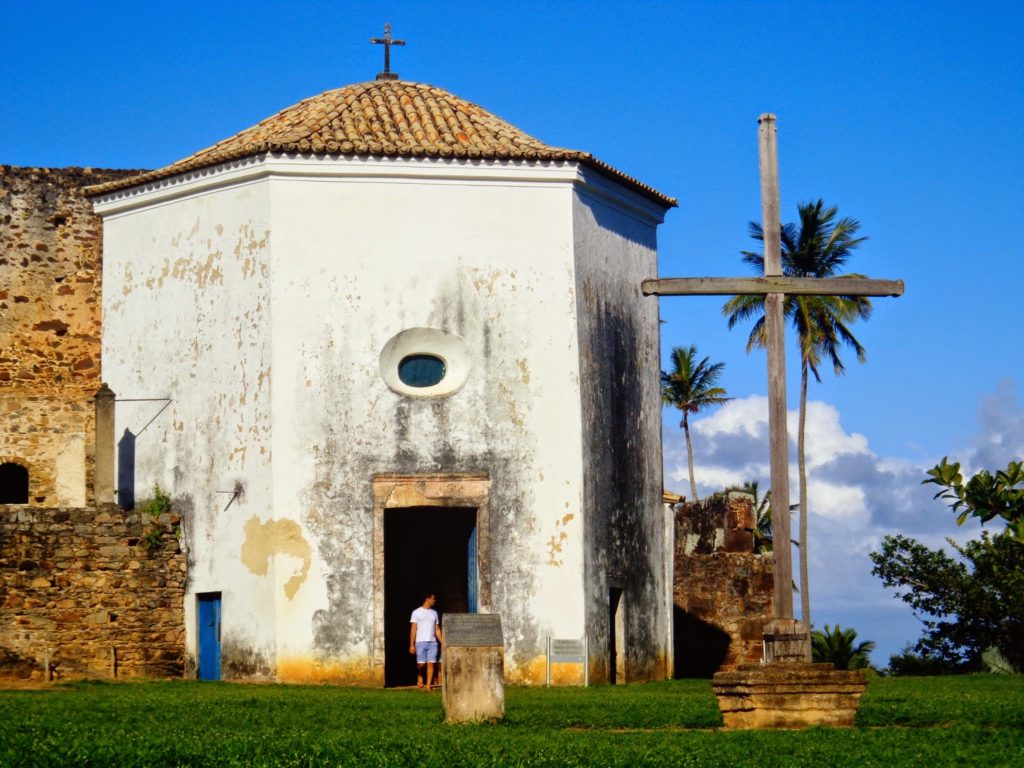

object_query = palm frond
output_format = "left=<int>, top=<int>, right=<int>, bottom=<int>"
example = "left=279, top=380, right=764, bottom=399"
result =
left=725, top=200, right=872, bottom=379
left=661, top=345, right=732, bottom=414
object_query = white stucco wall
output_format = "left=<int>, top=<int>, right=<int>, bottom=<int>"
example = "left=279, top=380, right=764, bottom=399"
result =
left=96, top=153, right=671, bottom=684
left=99, top=176, right=277, bottom=674
left=97, top=156, right=627, bottom=682
left=266, top=161, right=592, bottom=680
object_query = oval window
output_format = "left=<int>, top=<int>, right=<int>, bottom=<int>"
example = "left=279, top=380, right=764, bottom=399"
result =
left=397, top=354, right=447, bottom=388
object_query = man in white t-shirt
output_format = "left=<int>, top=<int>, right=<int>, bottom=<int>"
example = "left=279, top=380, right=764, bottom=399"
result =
left=409, top=592, right=443, bottom=689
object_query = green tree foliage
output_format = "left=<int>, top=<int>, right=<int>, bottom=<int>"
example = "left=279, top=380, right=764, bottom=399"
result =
left=661, top=345, right=730, bottom=502
left=871, top=533, right=1023, bottom=672
left=724, top=200, right=872, bottom=628
left=924, top=457, right=1024, bottom=542
left=886, top=645, right=960, bottom=676
left=811, top=624, right=876, bottom=670
left=870, top=461, right=1024, bottom=672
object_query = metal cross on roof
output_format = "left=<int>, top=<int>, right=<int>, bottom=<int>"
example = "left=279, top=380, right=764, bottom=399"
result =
left=370, top=22, right=406, bottom=81
left=643, top=114, right=904, bottom=663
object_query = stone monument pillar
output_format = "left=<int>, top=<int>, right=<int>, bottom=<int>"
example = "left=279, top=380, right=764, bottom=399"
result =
left=93, top=383, right=116, bottom=505
left=442, top=614, right=505, bottom=723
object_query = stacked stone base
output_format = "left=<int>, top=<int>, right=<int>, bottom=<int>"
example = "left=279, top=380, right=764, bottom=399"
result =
left=443, top=646, right=505, bottom=723
left=712, top=663, right=866, bottom=729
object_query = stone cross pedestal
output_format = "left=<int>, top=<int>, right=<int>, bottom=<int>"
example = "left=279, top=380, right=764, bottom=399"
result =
left=713, top=663, right=867, bottom=729
left=442, top=613, right=505, bottom=723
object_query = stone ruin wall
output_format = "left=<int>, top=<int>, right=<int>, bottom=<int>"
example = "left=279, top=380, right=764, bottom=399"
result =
left=0, top=166, right=139, bottom=506
left=0, top=503, right=185, bottom=681
left=673, top=491, right=774, bottom=676
left=0, top=167, right=185, bottom=683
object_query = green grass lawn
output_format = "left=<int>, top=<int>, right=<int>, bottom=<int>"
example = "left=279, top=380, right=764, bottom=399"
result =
left=1, top=675, right=1021, bottom=767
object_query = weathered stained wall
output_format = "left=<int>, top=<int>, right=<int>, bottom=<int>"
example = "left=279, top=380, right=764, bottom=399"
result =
left=573, top=180, right=669, bottom=684
left=0, top=503, right=185, bottom=681
left=269, top=164, right=589, bottom=685
left=100, top=173, right=276, bottom=679
left=673, top=492, right=774, bottom=676
left=0, top=166, right=139, bottom=506
left=96, top=157, right=595, bottom=684
left=95, top=155, right=672, bottom=686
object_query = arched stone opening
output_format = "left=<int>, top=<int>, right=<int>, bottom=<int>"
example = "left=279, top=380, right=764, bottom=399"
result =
left=0, top=462, right=30, bottom=504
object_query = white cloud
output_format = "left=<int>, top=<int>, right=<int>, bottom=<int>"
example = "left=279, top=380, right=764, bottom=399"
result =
left=800, top=402, right=870, bottom=467
left=968, top=378, right=1024, bottom=474
left=805, top=479, right=867, bottom=522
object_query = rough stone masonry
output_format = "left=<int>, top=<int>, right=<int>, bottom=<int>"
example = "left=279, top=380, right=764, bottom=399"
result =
left=0, top=166, right=140, bottom=506
left=673, top=492, right=774, bottom=676
left=0, top=503, right=185, bottom=681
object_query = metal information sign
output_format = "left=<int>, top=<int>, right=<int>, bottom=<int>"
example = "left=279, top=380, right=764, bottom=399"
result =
left=549, top=639, right=586, bottom=661
left=445, top=613, right=503, bottom=647
left=546, top=637, right=589, bottom=686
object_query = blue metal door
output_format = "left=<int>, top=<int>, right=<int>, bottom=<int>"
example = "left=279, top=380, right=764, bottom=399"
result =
left=197, top=593, right=221, bottom=681
left=467, top=521, right=478, bottom=613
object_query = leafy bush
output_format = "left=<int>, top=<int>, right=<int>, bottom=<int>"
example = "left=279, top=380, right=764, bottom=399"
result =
left=138, top=484, right=173, bottom=552
left=887, top=646, right=961, bottom=676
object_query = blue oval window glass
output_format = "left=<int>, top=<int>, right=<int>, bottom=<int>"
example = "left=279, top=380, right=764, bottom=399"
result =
left=398, top=354, right=446, bottom=388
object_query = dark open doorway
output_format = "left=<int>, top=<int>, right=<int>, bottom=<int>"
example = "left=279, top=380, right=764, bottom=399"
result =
left=383, top=506, right=476, bottom=687
left=0, top=462, right=29, bottom=504
left=608, top=587, right=625, bottom=684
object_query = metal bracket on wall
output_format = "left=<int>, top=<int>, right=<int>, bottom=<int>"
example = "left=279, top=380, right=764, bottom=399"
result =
left=114, top=397, right=172, bottom=436
left=215, top=486, right=243, bottom=512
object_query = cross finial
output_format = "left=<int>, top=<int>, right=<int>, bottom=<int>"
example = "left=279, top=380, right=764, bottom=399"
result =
left=370, top=22, right=406, bottom=81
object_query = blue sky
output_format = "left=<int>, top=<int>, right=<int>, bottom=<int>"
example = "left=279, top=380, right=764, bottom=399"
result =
left=4, top=1, right=1022, bottom=666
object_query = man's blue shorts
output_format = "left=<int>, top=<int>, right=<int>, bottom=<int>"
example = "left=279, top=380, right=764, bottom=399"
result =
left=416, top=640, right=439, bottom=663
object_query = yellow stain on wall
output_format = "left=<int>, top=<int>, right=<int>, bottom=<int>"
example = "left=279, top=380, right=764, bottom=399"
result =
left=505, top=655, right=586, bottom=686
left=240, top=516, right=312, bottom=599
left=277, top=655, right=378, bottom=686
left=546, top=512, right=575, bottom=567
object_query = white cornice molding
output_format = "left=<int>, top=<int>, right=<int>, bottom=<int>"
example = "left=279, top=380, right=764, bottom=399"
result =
left=91, top=154, right=596, bottom=217
left=573, top=166, right=670, bottom=226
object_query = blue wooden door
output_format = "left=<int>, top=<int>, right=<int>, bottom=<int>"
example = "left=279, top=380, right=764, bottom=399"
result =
left=467, top=522, right=478, bottom=613
left=197, top=593, right=221, bottom=681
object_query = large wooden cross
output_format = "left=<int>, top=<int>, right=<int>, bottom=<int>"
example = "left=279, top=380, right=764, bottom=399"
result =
left=643, top=114, right=904, bottom=660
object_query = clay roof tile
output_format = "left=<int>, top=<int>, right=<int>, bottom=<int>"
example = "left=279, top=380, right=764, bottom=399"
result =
left=85, top=80, right=675, bottom=206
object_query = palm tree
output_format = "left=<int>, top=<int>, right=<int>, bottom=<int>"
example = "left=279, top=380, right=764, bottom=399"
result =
left=661, top=346, right=730, bottom=501
left=811, top=624, right=876, bottom=670
left=723, top=200, right=872, bottom=627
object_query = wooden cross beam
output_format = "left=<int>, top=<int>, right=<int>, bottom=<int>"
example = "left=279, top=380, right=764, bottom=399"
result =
left=647, top=114, right=904, bottom=661
left=642, top=276, right=904, bottom=297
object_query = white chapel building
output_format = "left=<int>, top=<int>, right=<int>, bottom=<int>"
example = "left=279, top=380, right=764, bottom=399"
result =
left=87, top=76, right=676, bottom=685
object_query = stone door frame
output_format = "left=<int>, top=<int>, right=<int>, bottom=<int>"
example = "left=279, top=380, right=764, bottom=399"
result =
left=371, top=473, right=491, bottom=685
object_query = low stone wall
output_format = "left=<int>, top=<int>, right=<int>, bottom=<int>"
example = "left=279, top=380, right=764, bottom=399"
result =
left=0, top=503, right=185, bottom=681
left=673, top=492, right=774, bottom=676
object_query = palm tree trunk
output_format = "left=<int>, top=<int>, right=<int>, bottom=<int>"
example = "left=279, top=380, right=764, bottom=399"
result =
left=798, top=362, right=811, bottom=627
left=683, top=413, right=699, bottom=501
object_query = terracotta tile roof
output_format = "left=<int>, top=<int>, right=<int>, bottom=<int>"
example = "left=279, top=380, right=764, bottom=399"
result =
left=85, top=80, right=676, bottom=206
